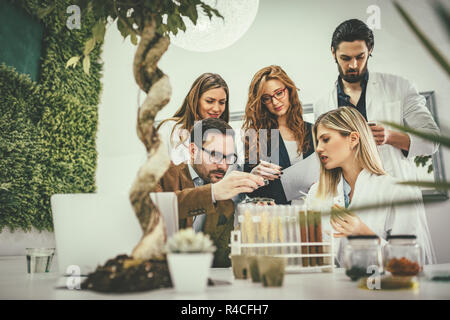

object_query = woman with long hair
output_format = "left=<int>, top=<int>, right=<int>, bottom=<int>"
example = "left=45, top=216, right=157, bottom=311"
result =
left=308, top=106, right=435, bottom=265
left=240, top=65, right=317, bottom=204
left=157, top=73, right=230, bottom=164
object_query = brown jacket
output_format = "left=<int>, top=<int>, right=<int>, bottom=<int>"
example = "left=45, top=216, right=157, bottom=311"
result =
left=155, top=162, right=235, bottom=267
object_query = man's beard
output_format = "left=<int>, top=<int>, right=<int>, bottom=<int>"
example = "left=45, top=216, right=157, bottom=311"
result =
left=336, top=59, right=368, bottom=83
left=206, top=169, right=227, bottom=183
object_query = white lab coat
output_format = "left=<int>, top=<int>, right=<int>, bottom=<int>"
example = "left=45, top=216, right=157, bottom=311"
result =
left=307, top=169, right=436, bottom=266
left=314, top=72, right=440, bottom=181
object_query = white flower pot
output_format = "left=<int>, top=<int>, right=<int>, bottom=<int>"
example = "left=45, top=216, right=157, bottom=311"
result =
left=167, top=252, right=213, bottom=293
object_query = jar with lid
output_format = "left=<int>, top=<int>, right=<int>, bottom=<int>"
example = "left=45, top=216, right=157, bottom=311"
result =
left=384, top=235, right=422, bottom=276
left=344, top=235, right=383, bottom=281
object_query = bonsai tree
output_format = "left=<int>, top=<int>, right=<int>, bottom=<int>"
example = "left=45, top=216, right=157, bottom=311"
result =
left=49, top=0, right=223, bottom=260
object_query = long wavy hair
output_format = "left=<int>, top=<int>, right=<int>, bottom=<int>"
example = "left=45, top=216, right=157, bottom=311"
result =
left=157, top=73, right=229, bottom=146
left=242, top=65, right=307, bottom=164
left=313, top=107, right=385, bottom=198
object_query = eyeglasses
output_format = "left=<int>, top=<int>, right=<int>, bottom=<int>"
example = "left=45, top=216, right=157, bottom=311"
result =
left=201, top=147, right=238, bottom=164
left=261, top=87, right=288, bottom=105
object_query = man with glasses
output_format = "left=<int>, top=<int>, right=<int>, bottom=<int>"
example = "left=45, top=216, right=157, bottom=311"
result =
left=155, top=117, right=264, bottom=267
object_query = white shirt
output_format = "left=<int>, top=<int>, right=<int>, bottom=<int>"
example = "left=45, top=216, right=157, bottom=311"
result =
left=188, top=164, right=216, bottom=233
left=283, top=140, right=303, bottom=165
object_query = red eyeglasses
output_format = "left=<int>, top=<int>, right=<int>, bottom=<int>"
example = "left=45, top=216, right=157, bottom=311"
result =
left=261, top=87, right=287, bottom=105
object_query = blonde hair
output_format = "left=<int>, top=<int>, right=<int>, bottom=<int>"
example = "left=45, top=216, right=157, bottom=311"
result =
left=313, top=107, right=385, bottom=198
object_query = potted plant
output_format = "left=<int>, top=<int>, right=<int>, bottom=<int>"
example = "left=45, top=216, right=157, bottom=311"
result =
left=165, top=228, right=216, bottom=293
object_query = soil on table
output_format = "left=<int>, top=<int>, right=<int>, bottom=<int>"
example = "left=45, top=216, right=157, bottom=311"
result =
left=81, top=254, right=172, bottom=293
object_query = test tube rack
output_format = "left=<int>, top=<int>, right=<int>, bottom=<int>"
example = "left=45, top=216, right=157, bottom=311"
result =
left=230, top=230, right=336, bottom=273
left=231, top=202, right=337, bottom=273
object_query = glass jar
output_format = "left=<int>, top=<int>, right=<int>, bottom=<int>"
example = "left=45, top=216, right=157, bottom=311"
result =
left=384, top=235, right=422, bottom=276
left=344, top=235, right=383, bottom=281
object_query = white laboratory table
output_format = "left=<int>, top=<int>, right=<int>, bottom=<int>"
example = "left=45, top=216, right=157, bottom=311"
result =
left=0, top=256, right=449, bottom=300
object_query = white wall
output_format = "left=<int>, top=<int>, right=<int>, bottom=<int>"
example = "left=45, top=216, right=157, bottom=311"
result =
left=3, top=0, right=450, bottom=261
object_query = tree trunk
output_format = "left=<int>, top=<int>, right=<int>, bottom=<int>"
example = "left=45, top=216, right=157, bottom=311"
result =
left=129, top=18, right=172, bottom=260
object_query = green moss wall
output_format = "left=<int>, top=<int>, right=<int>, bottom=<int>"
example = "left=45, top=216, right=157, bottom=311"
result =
left=0, top=0, right=103, bottom=232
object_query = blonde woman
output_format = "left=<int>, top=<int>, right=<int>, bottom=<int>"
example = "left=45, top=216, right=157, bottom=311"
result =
left=308, top=107, right=435, bottom=265
left=157, top=73, right=230, bottom=164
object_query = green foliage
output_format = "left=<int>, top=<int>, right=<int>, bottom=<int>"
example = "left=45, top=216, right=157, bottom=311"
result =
left=382, top=2, right=450, bottom=196
left=397, top=181, right=450, bottom=189
left=414, top=155, right=433, bottom=174
left=394, top=1, right=450, bottom=78
left=383, top=121, right=450, bottom=148
left=383, top=122, right=435, bottom=172
left=0, top=0, right=102, bottom=232
left=58, top=0, right=223, bottom=74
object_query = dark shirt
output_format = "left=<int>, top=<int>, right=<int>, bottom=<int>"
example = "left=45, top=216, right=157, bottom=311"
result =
left=243, top=122, right=315, bottom=204
left=337, top=71, right=369, bottom=120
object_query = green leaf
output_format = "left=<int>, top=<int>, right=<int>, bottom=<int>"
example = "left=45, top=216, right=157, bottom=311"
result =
left=393, top=1, right=450, bottom=78
left=144, top=0, right=158, bottom=11
left=167, top=14, right=184, bottom=35
left=432, top=0, right=450, bottom=37
left=117, top=18, right=131, bottom=39
left=164, top=0, right=176, bottom=14
left=397, top=181, right=450, bottom=190
left=432, top=1, right=450, bottom=38
left=199, top=3, right=224, bottom=20
left=183, top=3, right=199, bottom=24
left=156, top=23, right=168, bottom=36
left=65, top=56, right=80, bottom=69
left=130, top=31, right=138, bottom=46
left=178, top=18, right=186, bottom=32
left=323, top=197, right=443, bottom=217
left=92, top=20, right=106, bottom=42
left=83, top=38, right=96, bottom=56
left=83, top=55, right=91, bottom=75
left=36, top=3, right=56, bottom=20
left=381, top=121, right=450, bottom=148
left=0, top=183, right=12, bottom=191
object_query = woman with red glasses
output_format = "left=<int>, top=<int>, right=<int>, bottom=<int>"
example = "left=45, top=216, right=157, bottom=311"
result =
left=240, top=65, right=319, bottom=204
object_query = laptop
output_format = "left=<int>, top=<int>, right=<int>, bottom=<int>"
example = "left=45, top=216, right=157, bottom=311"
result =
left=51, top=192, right=178, bottom=276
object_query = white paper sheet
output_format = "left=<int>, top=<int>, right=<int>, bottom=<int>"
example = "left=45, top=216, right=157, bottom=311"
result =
left=149, top=192, right=179, bottom=237
left=280, top=153, right=321, bottom=201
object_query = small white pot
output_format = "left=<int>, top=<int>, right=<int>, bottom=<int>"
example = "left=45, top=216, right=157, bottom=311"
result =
left=167, top=252, right=213, bottom=293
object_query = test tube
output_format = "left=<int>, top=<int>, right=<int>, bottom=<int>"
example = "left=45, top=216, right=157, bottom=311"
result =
left=244, top=205, right=255, bottom=255
left=260, top=206, right=270, bottom=256
left=278, top=206, right=286, bottom=256
left=253, top=205, right=262, bottom=255
left=288, top=205, right=297, bottom=266
left=315, top=211, right=323, bottom=266
left=308, top=208, right=317, bottom=267
left=269, top=206, right=279, bottom=255
left=299, top=203, right=309, bottom=267
left=237, top=204, right=245, bottom=254
left=291, top=205, right=301, bottom=267
left=279, top=205, right=289, bottom=263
